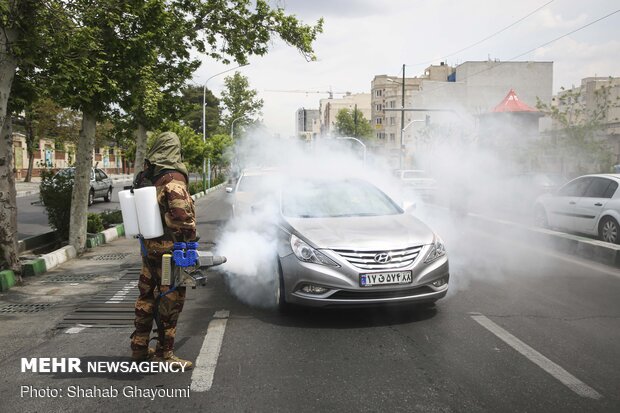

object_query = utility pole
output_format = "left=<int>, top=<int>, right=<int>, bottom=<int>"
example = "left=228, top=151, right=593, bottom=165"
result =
left=354, top=103, right=358, bottom=138
left=400, top=63, right=405, bottom=171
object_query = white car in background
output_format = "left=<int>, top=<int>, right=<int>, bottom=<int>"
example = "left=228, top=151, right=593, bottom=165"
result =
left=394, top=169, right=437, bottom=202
left=226, top=168, right=279, bottom=217
left=534, top=174, right=620, bottom=244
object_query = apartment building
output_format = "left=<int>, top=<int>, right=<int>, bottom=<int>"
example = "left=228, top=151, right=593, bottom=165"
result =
left=319, top=93, right=371, bottom=137
left=295, top=108, right=321, bottom=141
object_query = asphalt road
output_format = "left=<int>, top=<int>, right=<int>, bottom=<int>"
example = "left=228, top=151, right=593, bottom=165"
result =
left=1, top=188, right=619, bottom=412
left=17, top=180, right=133, bottom=240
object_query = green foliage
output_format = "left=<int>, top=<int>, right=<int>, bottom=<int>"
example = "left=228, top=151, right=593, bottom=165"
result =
left=536, top=80, right=619, bottom=176
left=221, top=72, right=263, bottom=137
left=206, top=133, right=234, bottom=169
left=334, top=108, right=373, bottom=139
left=179, top=85, right=221, bottom=136
left=100, top=210, right=123, bottom=228
left=39, top=169, right=73, bottom=240
left=87, top=213, right=104, bottom=234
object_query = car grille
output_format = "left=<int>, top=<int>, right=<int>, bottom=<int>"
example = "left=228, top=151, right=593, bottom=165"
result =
left=330, top=286, right=434, bottom=300
left=332, top=246, right=424, bottom=270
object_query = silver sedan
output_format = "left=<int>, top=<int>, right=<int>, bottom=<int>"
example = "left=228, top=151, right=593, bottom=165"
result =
left=268, top=178, right=450, bottom=309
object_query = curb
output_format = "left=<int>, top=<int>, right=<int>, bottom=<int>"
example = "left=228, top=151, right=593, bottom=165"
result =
left=466, top=212, right=620, bottom=268
left=0, top=270, right=17, bottom=292
left=16, top=223, right=125, bottom=288
left=191, top=182, right=225, bottom=201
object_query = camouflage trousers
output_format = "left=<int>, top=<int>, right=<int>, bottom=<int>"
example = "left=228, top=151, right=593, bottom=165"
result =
left=130, top=239, right=186, bottom=357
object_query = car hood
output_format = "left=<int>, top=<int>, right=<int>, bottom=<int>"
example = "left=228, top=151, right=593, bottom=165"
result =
left=284, top=213, right=435, bottom=250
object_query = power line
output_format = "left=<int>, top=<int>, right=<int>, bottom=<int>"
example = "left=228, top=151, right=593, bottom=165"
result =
left=420, top=8, right=620, bottom=97
left=406, top=0, right=555, bottom=67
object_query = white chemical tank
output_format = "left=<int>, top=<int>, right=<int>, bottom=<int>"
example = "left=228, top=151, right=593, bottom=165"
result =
left=133, top=186, right=164, bottom=239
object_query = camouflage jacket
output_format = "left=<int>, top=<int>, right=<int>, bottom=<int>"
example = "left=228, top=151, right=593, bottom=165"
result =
left=152, top=171, right=196, bottom=242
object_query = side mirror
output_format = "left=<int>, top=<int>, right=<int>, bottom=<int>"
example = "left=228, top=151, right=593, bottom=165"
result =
left=225, top=187, right=233, bottom=193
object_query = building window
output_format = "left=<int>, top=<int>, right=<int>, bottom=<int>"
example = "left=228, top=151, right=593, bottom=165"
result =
left=389, top=117, right=395, bottom=125
left=375, top=89, right=382, bottom=97
left=375, top=117, right=382, bottom=125
left=390, top=101, right=395, bottom=108
left=389, top=133, right=395, bottom=142
left=375, top=104, right=382, bottom=111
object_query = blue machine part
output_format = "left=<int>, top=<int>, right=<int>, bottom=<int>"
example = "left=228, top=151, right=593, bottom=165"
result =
left=187, top=242, right=199, bottom=250
left=174, top=242, right=187, bottom=250
left=173, top=249, right=199, bottom=267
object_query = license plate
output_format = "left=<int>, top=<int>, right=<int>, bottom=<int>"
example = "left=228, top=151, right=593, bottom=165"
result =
left=360, top=271, right=412, bottom=287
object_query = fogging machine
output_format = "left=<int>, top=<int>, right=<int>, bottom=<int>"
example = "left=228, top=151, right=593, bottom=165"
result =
left=160, top=242, right=227, bottom=288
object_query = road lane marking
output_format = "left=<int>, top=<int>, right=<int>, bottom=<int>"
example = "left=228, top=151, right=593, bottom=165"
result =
left=470, top=313, right=602, bottom=399
left=191, top=310, right=230, bottom=392
left=106, top=280, right=138, bottom=303
left=64, top=324, right=92, bottom=334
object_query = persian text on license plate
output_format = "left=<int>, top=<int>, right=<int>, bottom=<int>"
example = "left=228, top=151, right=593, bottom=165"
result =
left=360, top=271, right=412, bottom=287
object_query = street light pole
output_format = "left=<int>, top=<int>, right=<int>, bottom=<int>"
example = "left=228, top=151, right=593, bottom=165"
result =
left=337, top=136, right=366, bottom=164
left=202, top=64, right=248, bottom=192
left=400, top=63, right=405, bottom=171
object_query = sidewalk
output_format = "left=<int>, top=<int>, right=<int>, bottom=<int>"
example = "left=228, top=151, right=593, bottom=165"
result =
left=16, top=174, right=134, bottom=198
left=0, top=235, right=141, bottom=362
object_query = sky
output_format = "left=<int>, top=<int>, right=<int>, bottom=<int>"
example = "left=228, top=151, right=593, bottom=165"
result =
left=192, top=0, right=620, bottom=138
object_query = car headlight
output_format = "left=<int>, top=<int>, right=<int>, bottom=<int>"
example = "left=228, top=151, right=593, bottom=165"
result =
left=424, top=236, right=446, bottom=264
left=290, top=234, right=339, bottom=267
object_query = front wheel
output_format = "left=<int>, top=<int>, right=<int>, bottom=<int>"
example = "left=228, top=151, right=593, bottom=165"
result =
left=274, top=259, right=289, bottom=312
left=104, top=187, right=112, bottom=202
left=534, top=205, right=548, bottom=228
left=599, top=216, right=619, bottom=244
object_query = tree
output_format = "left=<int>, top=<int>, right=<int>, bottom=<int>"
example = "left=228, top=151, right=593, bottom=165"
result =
left=0, top=1, right=71, bottom=276
left=206, top=133, right=234, bottom=179
left=221, top=72, right=263, bottom=138
left=536, top=79, right=619, bottom=176
left=179, top=85, right=221, bottom=136
left=334, top=108, right=373, bottom=139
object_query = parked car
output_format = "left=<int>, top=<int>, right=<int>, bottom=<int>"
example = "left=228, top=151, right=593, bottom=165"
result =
left=394, top=169, right=437, bottom=202
left=55, top=167, right=113, bottom=206
left=534, top=174, right=620, bottom=244
left=227, top=174, right=450, bottom=309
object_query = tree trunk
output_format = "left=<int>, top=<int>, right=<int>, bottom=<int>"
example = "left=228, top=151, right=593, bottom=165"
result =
left=0, top=25, right=19, bottom=277
left=68, top=111, right=96, bottom=254
left=134, top=123, right=147, bottom=179
left=25, top=152, right=34, bottom=182
left=0, top=118, right=20, bottom=278
left=24, top=108, right=35, bottom=182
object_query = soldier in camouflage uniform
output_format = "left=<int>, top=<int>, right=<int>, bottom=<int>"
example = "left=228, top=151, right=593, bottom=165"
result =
left=130, top=131, right=197, bottom=368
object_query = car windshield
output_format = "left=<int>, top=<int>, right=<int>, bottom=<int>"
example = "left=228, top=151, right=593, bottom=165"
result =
left=281, top=179, right=402, bottom=218
left=237, top=175, right=279, bottom=193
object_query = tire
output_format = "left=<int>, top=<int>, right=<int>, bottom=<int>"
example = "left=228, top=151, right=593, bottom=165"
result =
left=534, top=205, right=548, bottom=228
left=599, top=216, right=620, bottom=244
left=104, top=187, right=112, bottom=202
left=274, top=259, right=289, bottom=312
left=88, top=189, right=95, bottom=206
